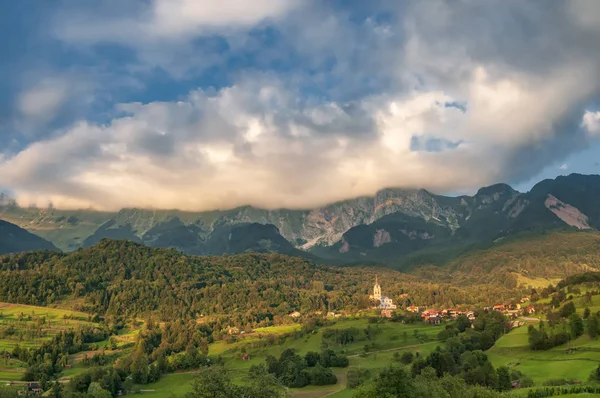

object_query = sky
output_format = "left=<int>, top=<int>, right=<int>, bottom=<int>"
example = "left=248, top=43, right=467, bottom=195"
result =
left=1, top=0, right=600, bottom=211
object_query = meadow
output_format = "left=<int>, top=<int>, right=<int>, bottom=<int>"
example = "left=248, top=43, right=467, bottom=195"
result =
left=3, top=292, right=600, bottom=397
left=134, top=318, right=443, bottom=398
left=488, top=320, right=600, bottom=385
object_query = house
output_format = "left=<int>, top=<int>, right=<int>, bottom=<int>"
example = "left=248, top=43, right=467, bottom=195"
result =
left=242, top=353, right=250, bottom=361
left=426, top=315, right=441, bottom=325
left=442, top=308, right=459, bottom=318
left=381, top=309, right=394, bottom=318
left=420, top=309, right=440, bottom=320
left=520, top=297, right=530, bottom=303
left=228, top=327, right=240, bottom=335
left=406, top=306, right=420, bottom=313
left=466, top=311, right=475, bottom=320
left=289, top=311, right=301, bottom=318
left=493, top=304, right=505, bottom=311
left=526, top=305, right=535, bottom=314
left=18, top=383, right=42, bottom=396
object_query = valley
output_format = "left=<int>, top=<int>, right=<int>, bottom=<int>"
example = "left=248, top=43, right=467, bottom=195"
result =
left=0, top=239, right=600, bottom=397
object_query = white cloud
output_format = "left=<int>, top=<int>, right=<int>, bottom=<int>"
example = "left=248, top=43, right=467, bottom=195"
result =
left=582, top=111, right=600, bottom=136
left=4, top=1, right=600, bottom=211
left=560, top=163, right=568, bottom=170
left=56, top=0, right=301, bottom=43
left=2, top=63, right=596, bottom=211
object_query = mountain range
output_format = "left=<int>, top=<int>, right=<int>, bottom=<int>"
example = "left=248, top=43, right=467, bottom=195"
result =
left=1, top=173, right=599, bottom=266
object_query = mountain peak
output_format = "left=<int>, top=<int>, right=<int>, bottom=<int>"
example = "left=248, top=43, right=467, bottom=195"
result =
left=475, top=183, right=517, bottom=197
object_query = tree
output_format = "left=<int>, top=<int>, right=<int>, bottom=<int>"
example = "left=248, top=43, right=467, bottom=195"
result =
left=568, top=313, right=584, bottom=338
left=589, top=364, right=600, bottom=382
left=584, top=307, right=591, bottom=320
left=588, top=314, right=600, bottom=339
left=304, top=352, right=320, bottom=367
left=496, top=366, right=511, bottom=391
left=88, top=382, right=112, bottom=398
left=401, top=351, right=414, bottom=365
left=245, top=364, right=288, bottom=398
left=455, top=315, right=472, bottom=333
left=131, top=353, right=149, bottom=384
left=185, top=367, right=240, bottom=398
left=46, top=381, right=63, bottom=398
left=559, top=301, right=576, bottom=318
left=357, top=366, right=416, bottom=398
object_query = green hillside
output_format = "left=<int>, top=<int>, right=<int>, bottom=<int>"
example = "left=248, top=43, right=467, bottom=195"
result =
left=411, top=230, right=600, bottom=287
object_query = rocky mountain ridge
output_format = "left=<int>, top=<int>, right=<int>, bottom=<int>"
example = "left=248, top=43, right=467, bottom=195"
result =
left=1, top=173, right=599, bottom=262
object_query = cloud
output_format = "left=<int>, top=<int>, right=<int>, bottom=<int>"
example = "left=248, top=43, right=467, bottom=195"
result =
left=52, top=0, right=303, bottom=78
left=56, top=0, right=301, bottom=43
left=2, top=1, right=600, bottom=211
left=560, top=163, right=568, bottom=170
left=18, top=79, right=68, bottom=124
left=582, top=111, right=600, bottom=135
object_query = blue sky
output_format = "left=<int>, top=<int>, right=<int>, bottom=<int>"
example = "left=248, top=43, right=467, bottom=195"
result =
left=1, top=0, right=600, bottom=210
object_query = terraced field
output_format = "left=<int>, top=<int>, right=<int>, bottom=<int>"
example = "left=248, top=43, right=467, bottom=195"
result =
left=0, top=302, right=105, bottom=382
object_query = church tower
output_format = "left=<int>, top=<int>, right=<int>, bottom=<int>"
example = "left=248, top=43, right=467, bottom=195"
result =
left=373, top=275, right=381, bottom=301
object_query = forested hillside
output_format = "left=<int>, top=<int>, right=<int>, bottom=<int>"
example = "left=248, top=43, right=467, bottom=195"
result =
left=0, top=240, right=524, bottom=328
left=413, top=230, right=600, bottom=287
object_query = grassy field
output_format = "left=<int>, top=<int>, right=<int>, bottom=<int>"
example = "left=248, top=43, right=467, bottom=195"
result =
left=123, top=318, right=446, bottom=398
left=206, top=318, right=443, bottom=398
left=253, top=324, right=302, bottom=334
left=3, top=292, right=600, bottom=397
left=488, top=322, right=600, bottom=385
left=0, top=302, right=104, bottom=381
left=0, top=302, right=94, bottom=348
left=132, top=372, right=200, bottom=398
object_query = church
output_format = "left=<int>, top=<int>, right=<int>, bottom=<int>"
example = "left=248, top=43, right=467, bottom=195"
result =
left=369, top=276, right=397, bottom=309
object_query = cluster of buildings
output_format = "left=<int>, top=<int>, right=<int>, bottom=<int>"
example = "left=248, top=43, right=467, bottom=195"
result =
left=370, top=279, right=478, bottom=323
left=407, top=307, right=476, bottom=324
left=486, top=300, right=535, bottom=318
left=370, top=280, right=539, bottom=326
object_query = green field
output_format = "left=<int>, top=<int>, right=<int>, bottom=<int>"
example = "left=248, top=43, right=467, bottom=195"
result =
left=132, top=372, right=200, bottom=398
left=0, top=302, right=103, bottom=381
left=206, top=318, right=443, bottom=398
left=488, top=323, right=600, bottom=385
left=253, top=324, right=302, bottom=334
left=0, top=302, right=96, bottom=352
left=3, top=292, right=600, bottom=397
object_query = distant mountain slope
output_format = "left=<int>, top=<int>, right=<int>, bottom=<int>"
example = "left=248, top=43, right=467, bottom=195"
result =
left=412, top=229, right=600, bottom=287
left=0, top=220, right=59, bottom=255
left=205, top=223, right=317, bottom=259
left=1, top=173, right=600, bottom=263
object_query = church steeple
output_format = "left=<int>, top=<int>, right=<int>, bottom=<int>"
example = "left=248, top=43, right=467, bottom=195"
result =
left=373, top=275, right=381, bottom=300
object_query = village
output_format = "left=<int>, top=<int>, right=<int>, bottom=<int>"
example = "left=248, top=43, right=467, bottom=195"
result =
left=367, top=277, right=536, bottom=327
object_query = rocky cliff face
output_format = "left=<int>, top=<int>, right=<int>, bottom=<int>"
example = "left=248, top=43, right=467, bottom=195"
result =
left=2, top=173, right=600, bottom=262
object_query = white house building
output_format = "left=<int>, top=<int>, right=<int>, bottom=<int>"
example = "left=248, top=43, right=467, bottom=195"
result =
left=369, top=275, right=397, bottom=309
